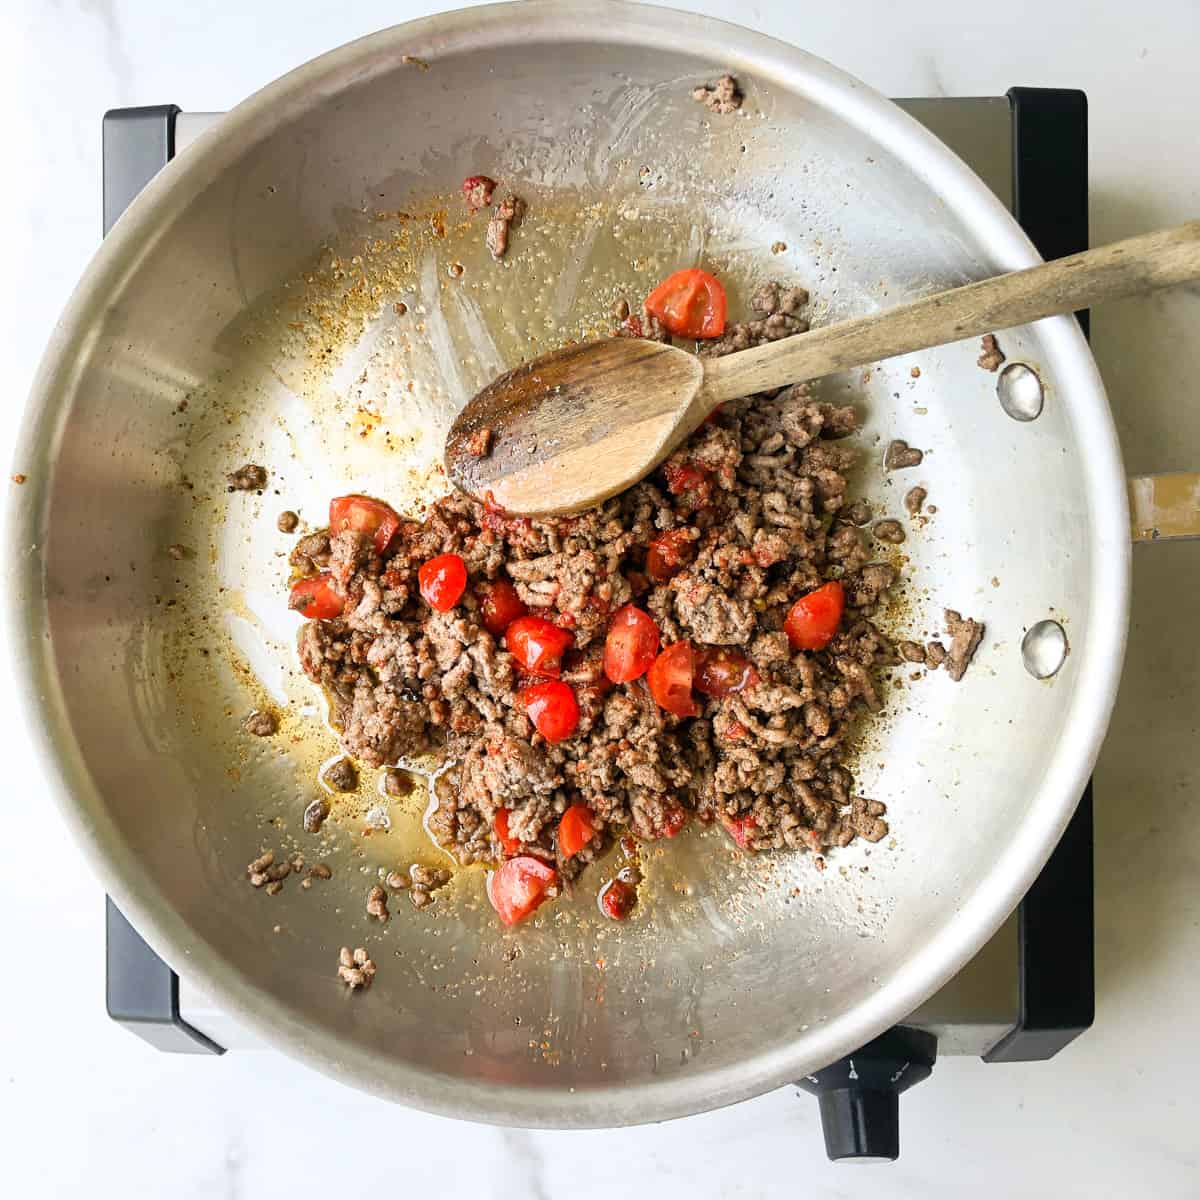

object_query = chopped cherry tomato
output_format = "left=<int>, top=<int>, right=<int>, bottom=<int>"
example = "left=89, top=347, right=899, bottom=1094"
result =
left=557, top=803, right=596, bottom=858
left=784, top=580, right=846, bottom=651
left=487, top=856, right=558, bottom=926
left=645, top=528, right=696, bottom=583
left=662, top=806, right=689, bottom=837
left=645, top=268, right=727, bottom=339
left=603, top=605, right=661, bottom=683
left=599, top=878, right=638, bottom=920
left=461, top=174, right=496, bottom=212
left=663, top=462, right=705, bottom=496
left=517, top=680, right=580, bottom=743
left=505, top=615, right=574, bottom=676
left=695, top=648, right=760, bottom=697
left=722, top=813, right=757, bottom=849
left=646, top=641, right=699, bottom=717
left=418, top=553, right=468, bottom=612
left=288, top=573, right=344, bottom=619
left=494, top=808, right=521, bottom=857
left=478, top=577, right=526, bottom=635
left=329, top=494, right=401, bottom=555
left=662, top=461, right=713, bottom=510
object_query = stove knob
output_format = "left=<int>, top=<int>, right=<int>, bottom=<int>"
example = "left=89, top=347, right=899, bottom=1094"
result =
left=794, top=1026, right=937, bottom=1162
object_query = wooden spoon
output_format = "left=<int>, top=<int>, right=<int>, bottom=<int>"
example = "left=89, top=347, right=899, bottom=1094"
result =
left=446, top=221, right=1200, bottom=516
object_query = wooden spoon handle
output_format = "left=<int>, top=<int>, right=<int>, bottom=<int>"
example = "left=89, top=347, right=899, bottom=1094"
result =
left=699, top=220, right=1200, bottom=406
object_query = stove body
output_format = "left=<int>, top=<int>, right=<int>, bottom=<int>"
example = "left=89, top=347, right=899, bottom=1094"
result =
left=100, top=90, right=1094, bottom=1160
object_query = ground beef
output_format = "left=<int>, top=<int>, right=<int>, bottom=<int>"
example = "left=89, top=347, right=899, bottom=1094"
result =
left=228, top=463, right=267, bottom=491
left=884, top=440, right=923, bottom=470
left=337, top=947, right=375, bottom=990
left=692, top=74, right=743, bottom=114
left=903, top=487, right=927, bottom=516
left=383, top=768, right=416, bottom=797
left=977, top=334, right=1005, bottom=372
left=302, top=797, right=330, bottom=833
left=873, top=519, right=905, bottom=544
left=943, top=609, right=984, bottom=681
left=281, top=279, right=986, bottom=916
left=243, top=710, right=278, bottom=737
left=322, top=757, right=359, bottom=793
left=699, top=283, right=809, bottom=357
left=486, top=193, right=524, bottom=260
left=277, top=510, right=299, bottom=533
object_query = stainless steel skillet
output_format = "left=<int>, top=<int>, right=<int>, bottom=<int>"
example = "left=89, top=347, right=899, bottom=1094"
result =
left=8, top=2, right=1138, bottom=1126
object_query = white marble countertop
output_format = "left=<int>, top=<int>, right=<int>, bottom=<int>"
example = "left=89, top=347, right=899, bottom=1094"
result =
left=3, top=1, right=1199, bottom=1195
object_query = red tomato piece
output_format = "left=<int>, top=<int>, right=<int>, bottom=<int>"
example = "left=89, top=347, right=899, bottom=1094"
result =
left=722, top=813, right=757, bottom=849
left=644, top=268, right=727, bottom=339
left=599, top=878, right=638, bottom=920
left=461, top=174, right=496, bottom=212
left=603, top=605, right=661, bottom=683
left=328, top=494, right=401, bottom=556
left=695, top=648, right=760, bottom=697
left=646, top=641, right=699, bottom=717
left=288, top=573, right=344, bottom=620
left=478, top=578, right=526, bottom=635
left=517, top=680, right=580, bottom=743
left=557, top=803, right=597, bottom=858
left=662, top=806, right=689, bottom=838
left=505, top=615, right=573, bottom=676
left=494, top=808, right=521, bottom=857
left=662, top=462, right=713, bottom=511
left=663, top=462, right=706, bottom=497
left=784, top=580, right=846, bottom=651
left=418, top=553, right=468, bottom=612
left=487, top=856, right=558, bottom=926
left=645, top=528, right=696, bottom=584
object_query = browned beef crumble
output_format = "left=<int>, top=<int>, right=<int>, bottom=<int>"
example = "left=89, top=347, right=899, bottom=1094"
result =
left=903, top=486, right=927, bottom=516
left=884, top=440, right=923, bottom=470
left=277, top=510, right=300, bottom=533
left=243, top=710, right=278, bottom=737
left=322, top=757, right=359, bottom=793
left=692, top=74, right=743, bottom=115
left=366, top=884, right=390, bottom=922
left=486, top=193, right=525, bottom=260
left=228, top=463, right=268, bottom=491
left=873, top=519, right=905, bottom=545
left=337, top=947, right=375, bottom=989
left=383, top=767, right=416, bottom=797
left=943, top=609, right=985, bottom=682
left=977, top=334, right=1006, bottom=372
left=302, top=796, right=330, bottom=833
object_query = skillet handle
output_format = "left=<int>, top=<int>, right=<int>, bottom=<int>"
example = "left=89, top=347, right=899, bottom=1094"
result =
left=1128, top=473, right=1200, bottom=542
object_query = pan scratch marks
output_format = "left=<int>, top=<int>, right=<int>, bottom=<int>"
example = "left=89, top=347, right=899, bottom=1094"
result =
left=420, top=250, right=468, bottom=407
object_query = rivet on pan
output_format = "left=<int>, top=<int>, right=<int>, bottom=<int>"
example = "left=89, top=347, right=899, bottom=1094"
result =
left=1021, top=619, right=1069, bottom=679
left=997, top=362, right=1044, bottom=422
